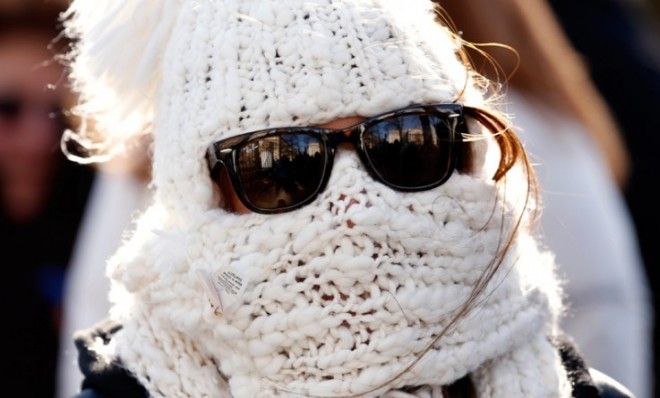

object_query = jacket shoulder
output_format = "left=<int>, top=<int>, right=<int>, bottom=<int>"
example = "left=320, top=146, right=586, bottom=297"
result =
left=73, top=319, right=148, bottom=398
left=556, top=334, right=635, bottom=398
left=589, top=368, right=635, bottom=398
left=74, top=389, right=105, bottom=398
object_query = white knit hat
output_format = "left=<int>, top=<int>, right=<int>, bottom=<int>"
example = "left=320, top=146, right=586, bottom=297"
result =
left=66, top=1, right=571, bottom=397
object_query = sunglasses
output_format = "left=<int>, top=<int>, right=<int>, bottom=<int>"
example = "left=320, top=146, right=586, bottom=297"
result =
left=0, top=94, right=64, bottom=127
left=206, top=103, right=476, bottom=214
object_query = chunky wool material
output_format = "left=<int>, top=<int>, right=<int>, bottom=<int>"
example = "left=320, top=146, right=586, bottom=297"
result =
left=66, top=0, right=571, bottom=397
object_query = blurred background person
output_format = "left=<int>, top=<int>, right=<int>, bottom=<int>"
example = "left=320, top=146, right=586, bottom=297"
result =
left=0, top=1, right=94, bottom=397
left=56, top=148, right=150, bottom=398
left=438, top=1, right=653, bottom=397
left=548, top=0, right=660, bottom=393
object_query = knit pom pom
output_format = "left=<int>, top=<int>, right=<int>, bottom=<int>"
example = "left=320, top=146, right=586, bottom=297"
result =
left=63, top=0, right=182, bottom=162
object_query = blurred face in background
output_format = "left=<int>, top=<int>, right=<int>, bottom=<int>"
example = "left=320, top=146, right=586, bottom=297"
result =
left=0, top=30, right=67, bottom=223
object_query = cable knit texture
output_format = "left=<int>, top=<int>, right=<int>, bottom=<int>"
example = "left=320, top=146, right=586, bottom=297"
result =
left=66, top=0, right=571, bottom=397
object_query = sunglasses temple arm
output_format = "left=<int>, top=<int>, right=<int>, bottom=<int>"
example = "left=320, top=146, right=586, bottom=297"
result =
left=206, top=145, right=222, bottom=172
left=463, top=106, right=520, bottom=182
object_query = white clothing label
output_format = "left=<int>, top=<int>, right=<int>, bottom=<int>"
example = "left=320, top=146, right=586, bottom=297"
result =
left=213, top=266, right=248, bottom=310
left=196, top=269, right=223, bottom=316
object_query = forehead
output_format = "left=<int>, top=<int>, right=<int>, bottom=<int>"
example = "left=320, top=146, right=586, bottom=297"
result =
left=0, top=34, right=65, bottom=98
left=316, top=116, right=366, bottom=130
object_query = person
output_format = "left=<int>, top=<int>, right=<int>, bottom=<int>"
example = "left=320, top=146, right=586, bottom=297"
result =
left=56, top=136, right=151, bottom=398
left=439, top=1, right=652, bottom=396
left=56, top=162, right=150, bottom=398
left=64, top=0, right=632, bottom=396
left=547, top=1, right=660, bottom=393
left=0, top=4, right=94, bottom=397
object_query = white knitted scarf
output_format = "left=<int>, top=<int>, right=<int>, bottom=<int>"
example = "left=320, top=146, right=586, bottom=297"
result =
left=65, top=0, right=572, bottom=397
left=107, top=165, right=570, bottom=398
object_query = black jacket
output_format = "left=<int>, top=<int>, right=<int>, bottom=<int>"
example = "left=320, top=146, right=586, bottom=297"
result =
left=73, top=320, right=634, bottom=398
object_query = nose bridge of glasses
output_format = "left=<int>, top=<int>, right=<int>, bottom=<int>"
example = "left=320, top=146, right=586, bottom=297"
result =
left=325, top=125, right=361, bottom=148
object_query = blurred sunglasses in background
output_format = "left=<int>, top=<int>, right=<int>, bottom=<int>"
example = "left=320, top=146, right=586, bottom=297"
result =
left=206, top=103, right=477, bottom=214
left=0, top=93, right=64, bottom=128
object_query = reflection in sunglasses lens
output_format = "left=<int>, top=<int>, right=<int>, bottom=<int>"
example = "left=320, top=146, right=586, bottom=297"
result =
left=362, top=114, right=454, bottom=188
left=238, top=132, right=326, bottom=210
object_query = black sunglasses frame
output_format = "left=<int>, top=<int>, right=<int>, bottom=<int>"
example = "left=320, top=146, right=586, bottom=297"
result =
left=206, top=103, right=467, bottom=214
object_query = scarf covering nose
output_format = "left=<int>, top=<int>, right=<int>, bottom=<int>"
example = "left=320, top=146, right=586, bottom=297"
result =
left=65, top=0, right=571, bottom=396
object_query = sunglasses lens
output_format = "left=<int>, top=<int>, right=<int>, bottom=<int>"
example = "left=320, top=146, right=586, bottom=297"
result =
left=362, top=113, right=457, bottom=189
left=237, top=132, right=326, bottom=210
left=0, top=96, right=21, bottom=121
